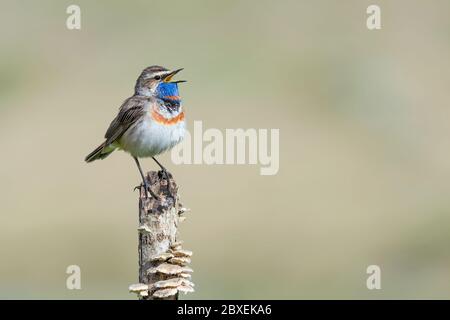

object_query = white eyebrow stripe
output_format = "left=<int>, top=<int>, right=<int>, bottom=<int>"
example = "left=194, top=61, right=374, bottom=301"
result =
left=146, top=71, right=171, bottom=79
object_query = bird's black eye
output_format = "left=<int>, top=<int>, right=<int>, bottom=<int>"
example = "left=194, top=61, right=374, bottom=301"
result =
left=154, top=75, right=161, bottom=80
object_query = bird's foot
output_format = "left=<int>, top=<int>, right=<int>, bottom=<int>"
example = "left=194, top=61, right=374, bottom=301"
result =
left=158, top=169, right=174, bottom=199
left=134, top=183, right=159, bottom=200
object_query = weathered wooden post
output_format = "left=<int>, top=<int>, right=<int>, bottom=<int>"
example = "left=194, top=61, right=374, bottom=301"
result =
left=129, top=171, right=194, bottom=300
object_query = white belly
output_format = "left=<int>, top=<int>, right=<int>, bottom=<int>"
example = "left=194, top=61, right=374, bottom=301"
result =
left=119, top=117, right=185, bottom=158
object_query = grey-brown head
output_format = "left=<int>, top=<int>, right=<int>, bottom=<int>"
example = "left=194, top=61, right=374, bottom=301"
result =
left=134, top=65, right=185, bottom=96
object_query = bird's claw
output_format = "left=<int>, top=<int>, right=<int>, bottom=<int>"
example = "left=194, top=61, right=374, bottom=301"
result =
left=159, top=169, right=175, bottom=200
left=134, top=183, right=159, bottom=200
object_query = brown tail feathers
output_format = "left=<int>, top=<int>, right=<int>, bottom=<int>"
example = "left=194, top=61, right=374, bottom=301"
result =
left=85, top=142, right=115, bottom=163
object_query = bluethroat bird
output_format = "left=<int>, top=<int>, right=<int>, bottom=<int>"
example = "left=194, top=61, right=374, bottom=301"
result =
left=85, top=66, right=186, bottom=198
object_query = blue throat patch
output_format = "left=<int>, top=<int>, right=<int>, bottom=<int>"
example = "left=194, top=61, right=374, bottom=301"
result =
left=156, top=82, right=181, bottom=112
left=156, top=82, right=180, bottom=100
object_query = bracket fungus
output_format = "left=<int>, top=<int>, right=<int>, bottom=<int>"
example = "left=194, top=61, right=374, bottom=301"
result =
left=129, top=283, right=150, bottom=297
left=137, top=224, right=152, bottom=234
left=168, top=256, right=191, bottom=266
left=150, top=252, right=175, bottom=262
left=147, top=262, right=193, bottom=276
left=152, top=288, right=179, bottom=299
left=153, top=277, right=194, bottom=289
left=171, top=248, right=193, bottom=258
left=150, top=277, right=195, bottom=298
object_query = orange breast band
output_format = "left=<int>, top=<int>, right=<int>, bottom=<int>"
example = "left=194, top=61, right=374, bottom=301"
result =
left=151, top=110, right=185, bottom=125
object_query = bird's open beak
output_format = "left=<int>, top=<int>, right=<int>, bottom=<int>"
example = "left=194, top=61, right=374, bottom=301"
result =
left=163, top=68, right=186, bottom=83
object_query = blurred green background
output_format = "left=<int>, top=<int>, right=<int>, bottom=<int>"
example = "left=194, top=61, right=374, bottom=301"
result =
left=0, top=0, right=450, bottom=299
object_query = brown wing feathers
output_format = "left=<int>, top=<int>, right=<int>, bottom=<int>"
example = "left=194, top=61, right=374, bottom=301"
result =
left=84, top=96, right=147, bottom=162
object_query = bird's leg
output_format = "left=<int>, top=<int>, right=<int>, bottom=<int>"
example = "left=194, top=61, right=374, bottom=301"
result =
left=152, top=157, right=173, bottom=196
left=134, top=157, right=158, bottom=199
left=152, top=156, right=168, bottom=172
